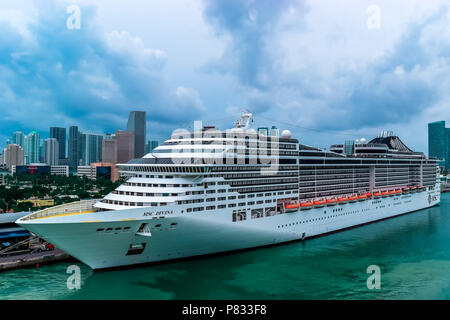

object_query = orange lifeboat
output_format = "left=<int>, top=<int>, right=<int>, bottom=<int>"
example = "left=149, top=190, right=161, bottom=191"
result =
left=402, top=187, right=410, bottom=193
left=348, top=195, right=358, bottom=203
left=388, top=190, right=396, bottom=196
left=285, top=203, right=300, bottom=213
left=395, top=189, right=402, bottom=194
left=314, top=200, right=327, bottom=208
left=300, top=201, right=314, bottom=210
left=338, top=197, right=348, bottom=205
left=366, top=192, right=372, bottom=198
left=381, top=191, right=389, bottom=197
left=326, top=198, right=338, bottom=206
left=357, top=194, right=367, bottom=201
left=373, top=192, right=382, bottom=198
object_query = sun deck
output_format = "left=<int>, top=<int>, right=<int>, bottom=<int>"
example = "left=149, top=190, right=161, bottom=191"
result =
left=18, top=200, right=101, bottom=221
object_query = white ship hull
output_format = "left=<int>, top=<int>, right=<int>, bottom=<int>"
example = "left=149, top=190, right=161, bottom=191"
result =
left=18, top=188, right=440, bottom=270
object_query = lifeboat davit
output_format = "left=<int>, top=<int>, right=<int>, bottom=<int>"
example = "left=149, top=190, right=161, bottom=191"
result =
left=300, top=202, right=314, bottom=210
left=326, top=198, right=338, bottom=206
left=285, top=203, right=300, bottom=213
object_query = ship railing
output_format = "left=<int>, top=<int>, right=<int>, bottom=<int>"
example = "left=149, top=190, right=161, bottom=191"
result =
left=19, top=199, right=100, bottom=221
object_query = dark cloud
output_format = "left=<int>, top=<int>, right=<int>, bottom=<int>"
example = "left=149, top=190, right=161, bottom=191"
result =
left=0, top=0, right=205, bottom=144
left=203, top=0, right=448, bottom=137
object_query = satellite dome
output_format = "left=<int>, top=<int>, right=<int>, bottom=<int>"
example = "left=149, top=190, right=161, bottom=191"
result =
left=246, top=128, right=257, bottom=135
left=360, top=138, right=367, bottom=144
left=281, top=130, right=292, bottom=139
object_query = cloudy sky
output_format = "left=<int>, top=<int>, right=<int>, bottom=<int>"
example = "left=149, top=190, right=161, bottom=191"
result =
left=1, top=0, right=449, bottom=153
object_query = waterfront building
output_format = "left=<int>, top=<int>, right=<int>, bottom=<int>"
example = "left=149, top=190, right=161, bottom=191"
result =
left=44, top=138, right=59, bottom=166
left=24, top=131, right=40, bottom=164
left=81, top=132, right=103, bottom=165
left=428, top=121, right=450, bottom=169
left=50, top=127, right=66, bottom=160
left=3, top=144, right=24, bottom=171
left=127, top=111, right=146, bottom=158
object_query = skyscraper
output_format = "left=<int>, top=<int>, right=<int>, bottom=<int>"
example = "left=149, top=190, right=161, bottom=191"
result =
left=126, top=111, right=146, bottom=158
left=115, top=130, right=135, bottom=164
left=68, top=126, right=82, bottom=170
left=3, top=144, right=24, bottom=171
left=81, top=133, right=103, bottom=165
left=50, top=127, right=66, bottom=160
left=12, top=131, right=24, bottom=148
left=102, top=134, right=117, bottom=164
left=44, top=138, right=59, bottom=166
left=24, top=131, right=40, bottom=164
left=428, top=121, right=449, bottom=169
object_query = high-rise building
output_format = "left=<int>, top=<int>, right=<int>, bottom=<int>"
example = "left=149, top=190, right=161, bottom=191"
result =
left=12, top=131, right=25, bottom=148
left=24, top=131, right=40, bottom=164
left=50, top=127, right=66, bottom=160
left=115, top=130, right=135, bottom=164
left=81, top=133, right=103, bottom=165
left=126, top=111, right=146, bottom=158
left=44, top=138, right=59, bottom=166
left=428, top=121, right=449, bottom=169
left=145, top=140, right=159, bottom=154
left=3, top=144, right=24, bottom=171
left=102, top=134, right=117, bottom=164
left=68, top=126, right=82, bottom=170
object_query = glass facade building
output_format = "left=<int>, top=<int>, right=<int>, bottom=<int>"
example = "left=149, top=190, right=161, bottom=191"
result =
left=428, top=121, right=449, bottom=169
left=50, top=127, right=66, bottom=160
left=126, top=111, right=146, bottom=159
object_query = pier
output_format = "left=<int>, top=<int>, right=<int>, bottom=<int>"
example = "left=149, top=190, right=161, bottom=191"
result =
left=0, top=248, right=70, bottom=272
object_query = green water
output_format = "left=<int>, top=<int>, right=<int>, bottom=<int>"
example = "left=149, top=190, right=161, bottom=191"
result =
left=1, top=193, right=450, bottom=300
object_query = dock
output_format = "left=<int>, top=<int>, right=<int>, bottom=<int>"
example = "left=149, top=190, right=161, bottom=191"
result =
left=0, top=248, right=70, bottom=272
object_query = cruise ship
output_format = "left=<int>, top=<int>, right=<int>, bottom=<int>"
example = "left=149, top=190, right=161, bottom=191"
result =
left=17, top=112, right=441, bottom=270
